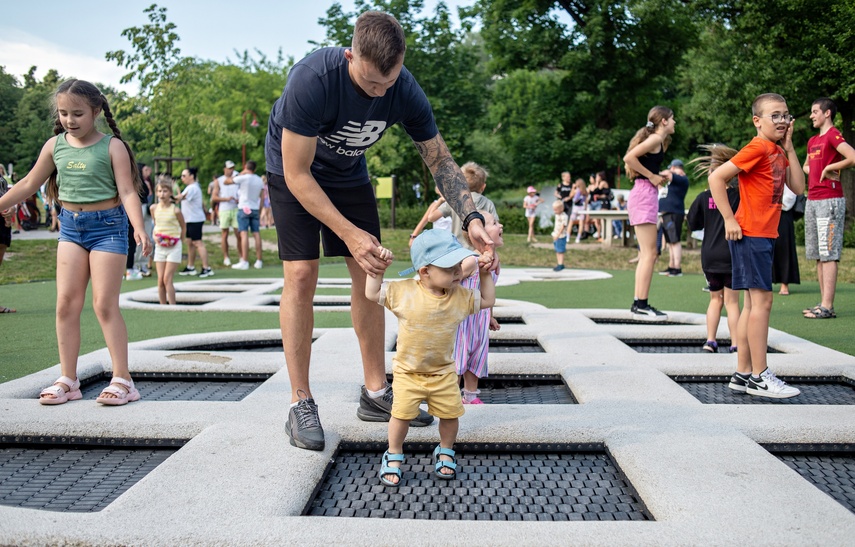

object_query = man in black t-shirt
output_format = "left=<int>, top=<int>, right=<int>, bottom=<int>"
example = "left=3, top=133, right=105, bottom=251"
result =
left=265, top=11, right=494, bottom=451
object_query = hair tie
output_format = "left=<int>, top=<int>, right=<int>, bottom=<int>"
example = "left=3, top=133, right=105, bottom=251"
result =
left=646, top=121, right=654, bottom=130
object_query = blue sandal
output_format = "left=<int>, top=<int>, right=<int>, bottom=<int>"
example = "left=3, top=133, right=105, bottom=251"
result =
left=378, top=451, right=405, bottom=487
left=433, top=445, right=457, bottom=480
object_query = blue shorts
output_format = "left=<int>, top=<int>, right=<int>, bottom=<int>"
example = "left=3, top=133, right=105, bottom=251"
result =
left=238, top=209, right=260, bottom=232
left=553, top=238, right=567, bottom=253
left=58, top=205, right=128, bottom=255
left=729, top=236, right=774, bottom=291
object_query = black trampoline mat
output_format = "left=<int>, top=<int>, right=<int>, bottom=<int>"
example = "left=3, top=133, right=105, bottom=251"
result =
left=673, top=376, right=855, bottom=405
left=78, top=372, right=271, bottom=402
left=766, top=445, right=855, bottom=514
left=384, top=375, right=576, bottom=405
left=0, top=437, right=183, bottom=512
left=622, top=338, right=781, bottom=354
left=590, top=318, right=690, bottom=326
left=305, top=442, right=649, bottom=521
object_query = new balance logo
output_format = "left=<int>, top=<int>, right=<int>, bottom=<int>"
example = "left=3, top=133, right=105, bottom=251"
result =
left=324, top=120, right=387, bottom=148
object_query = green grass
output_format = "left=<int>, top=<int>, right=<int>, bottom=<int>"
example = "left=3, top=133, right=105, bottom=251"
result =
left=1, top=227, right=853, bottom=384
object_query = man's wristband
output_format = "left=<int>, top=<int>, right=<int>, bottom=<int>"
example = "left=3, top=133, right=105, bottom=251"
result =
left=409, top=234, right=417, bottom=239
left=461, top=211, right=485, bottom=232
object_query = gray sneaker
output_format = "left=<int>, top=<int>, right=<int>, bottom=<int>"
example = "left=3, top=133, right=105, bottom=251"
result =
left=356, top=385, right=434, bottom=427
left=285, top=390, right=325, bottom=451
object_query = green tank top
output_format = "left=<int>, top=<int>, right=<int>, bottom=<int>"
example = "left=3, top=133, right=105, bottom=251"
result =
left=54, top=133, right=118, bottom=203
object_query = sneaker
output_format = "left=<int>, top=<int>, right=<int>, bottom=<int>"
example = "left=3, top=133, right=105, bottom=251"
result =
left=199, top=267, right=214, bottom=278
left=553, top=264, right=565, bottom=271
left=659, top=268, right=674, bottom=276
left=702, top=285, right=711, bottom=292
left=231, top=260, right=249, bottom=270
left=223, top=257, right=231, bottom=266
left=746, top=369, right=800, bottom=399
left=179, top=266, right=197, bottom=276
left=356, top=385, right=434, bottom=427
left=631, top=302, right=668, bottom=320
left=140, top=267, right=152, bottom=277
left=702, top=340, right=718, bottom=353
left=125, top=269, right=143, bottom=281
left=727, top=371, right=750, bottom=393
left=668, top=268, right=683, bottom=277
left=285, top=390, right=325, bottom=451
left=463, top=397, right=484, bottom=405
left=729, top=346, right=737, bottom=353
left=254, top=260, right=263, bottom=269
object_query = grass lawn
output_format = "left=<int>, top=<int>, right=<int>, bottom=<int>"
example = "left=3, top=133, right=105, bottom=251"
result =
left=1, top=226, right=853, bottom=384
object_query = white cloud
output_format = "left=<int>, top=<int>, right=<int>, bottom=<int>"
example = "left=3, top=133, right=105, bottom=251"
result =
left=0, top=31, right=136, bottom=93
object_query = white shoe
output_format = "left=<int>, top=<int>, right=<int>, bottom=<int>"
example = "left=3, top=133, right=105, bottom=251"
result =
left=125, top=269, right=143, bottom=281
left=253, top=260, right=263, bottom=269
left=231, top=260, right=249, bottom=270
left=746, top=369, right=800, bottom=399
left=223, top=257, right=231, bottom=266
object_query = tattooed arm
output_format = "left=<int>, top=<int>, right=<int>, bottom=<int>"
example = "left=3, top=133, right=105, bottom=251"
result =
left=413, top=133, right=494, bottom=254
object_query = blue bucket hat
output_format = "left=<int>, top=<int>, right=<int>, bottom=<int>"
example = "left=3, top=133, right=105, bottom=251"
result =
left=399, top=229, right=478, bottom=276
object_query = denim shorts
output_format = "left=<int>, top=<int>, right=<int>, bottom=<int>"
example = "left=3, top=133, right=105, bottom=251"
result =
left=553, top=237, right=567, bottom=253
left=58, top=205, right=128, bottom=255
left=238, top=209, right=260, bottom=232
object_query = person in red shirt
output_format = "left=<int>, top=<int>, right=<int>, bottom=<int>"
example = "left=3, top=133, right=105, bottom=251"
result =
left=708, top=93, right=805, bottom=399
left=801, top=97, right=855, bottom=319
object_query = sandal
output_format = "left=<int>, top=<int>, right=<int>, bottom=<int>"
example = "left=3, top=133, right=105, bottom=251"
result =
left=0, top=306, right=15, bottom=313
left=804, top=306, right=836, bottom=319
left=39, top=376, right=82, bottom=405
left=433, top=445, right=457, bottom=480
left=378, top=451, right=405, bottom=487
left=96, top=377, right=141, bottom=406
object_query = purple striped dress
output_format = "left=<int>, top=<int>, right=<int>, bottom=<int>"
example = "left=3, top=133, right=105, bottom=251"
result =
left=454, top=270, right=498, bottom=378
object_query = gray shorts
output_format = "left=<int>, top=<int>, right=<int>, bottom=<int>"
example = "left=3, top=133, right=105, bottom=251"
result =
left=804, top=197, right=845, bottom=261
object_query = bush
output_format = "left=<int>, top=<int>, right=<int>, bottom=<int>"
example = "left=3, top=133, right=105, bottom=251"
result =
left=377, top=201, right=537, bottom=234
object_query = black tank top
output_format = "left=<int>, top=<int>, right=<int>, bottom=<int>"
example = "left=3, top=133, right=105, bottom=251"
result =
left=636, top=145, right=664, bottom=179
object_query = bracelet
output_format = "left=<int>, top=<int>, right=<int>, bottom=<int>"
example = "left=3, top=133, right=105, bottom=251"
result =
left=461, top=211, right=485, bottom=232
left=409, top=234, right=417, bottom=239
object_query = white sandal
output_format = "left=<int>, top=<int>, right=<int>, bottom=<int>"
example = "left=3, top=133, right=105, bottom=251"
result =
left=96, top=377, right=141, bottom=406
left=39, top=376, right=82, bottom=405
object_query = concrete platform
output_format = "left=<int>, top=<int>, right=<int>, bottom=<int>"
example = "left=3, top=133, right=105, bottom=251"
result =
left=1, top=279, right=855, bottom=544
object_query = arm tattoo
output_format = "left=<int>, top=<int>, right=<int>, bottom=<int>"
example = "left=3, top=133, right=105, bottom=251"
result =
left=414, top=134, right=474, bottom=219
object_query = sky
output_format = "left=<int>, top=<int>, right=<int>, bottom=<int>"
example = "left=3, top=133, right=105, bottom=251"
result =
left=1, top=0, right=472, bottom=93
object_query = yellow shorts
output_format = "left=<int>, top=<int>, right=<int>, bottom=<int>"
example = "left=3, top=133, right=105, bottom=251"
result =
left=391, top=371, right=464, bottom=420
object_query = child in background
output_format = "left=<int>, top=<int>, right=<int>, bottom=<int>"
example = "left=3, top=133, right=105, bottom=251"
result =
left=571, top=178, right=589, bottom=243
left=456, top=211, right=504, bottom=404
left=708, top=93, right=805, bottom=399
left=409, top=186, right=452, bottom=247
left=687, top=144, right=741, bottom=353
left=414, top=162, right=497, bottom=249
left=551, top=200, right=569, bottom=271
left=523, top=186, right=543, bottom=243
left=151, top=179, right=186, bottom=305
left=612, top=194, right=627, bottom=240
left=366, top=229, right=496, bottom=486
left=0, top=79, right=151, bottom=405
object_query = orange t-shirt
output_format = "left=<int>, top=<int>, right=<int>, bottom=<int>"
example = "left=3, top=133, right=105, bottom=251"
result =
left=731, top=137, right=788, bottom=238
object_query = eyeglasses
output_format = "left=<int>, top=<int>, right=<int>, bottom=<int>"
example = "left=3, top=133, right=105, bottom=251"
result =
left=759, top=113, right=794, bottom=124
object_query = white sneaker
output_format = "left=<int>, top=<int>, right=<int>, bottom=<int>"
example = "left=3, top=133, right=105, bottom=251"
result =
left=231, top=260, right=250, bottom=270
left=125, top=269, right=143, bottom=281
left=746, top=369, right=800, bottom=399
left=253, top=260, right=263, bottom=269
left=223, top=257, right=231, bottom=266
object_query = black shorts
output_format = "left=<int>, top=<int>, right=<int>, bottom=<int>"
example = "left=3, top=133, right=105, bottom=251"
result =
left=267, top=172, right=381, bottom=261
left=704, top=271, right=732, bottom=292
left=185, top=221, right=204, bottom=241
left=661, top=212, right=684, bottom=244
left=0, top=223, right=10, bottom=247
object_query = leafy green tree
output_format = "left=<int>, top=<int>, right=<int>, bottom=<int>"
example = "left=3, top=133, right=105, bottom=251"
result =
left=0, top=67, right=24, bottom=168
left=11, top=68, right=63, bottom=175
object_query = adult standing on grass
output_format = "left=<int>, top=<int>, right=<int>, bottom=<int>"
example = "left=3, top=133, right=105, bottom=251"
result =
left=0, top=168, right=16, bottom=313
left=212, top=160, right=242, bottom=267
left=0, top=78, right=151, bottom=404
left=226, top=161, right=265, bottom=270
left=657, top=159, right=689, bottom=277
left=623, top=106, right=676, bottom=320
left=175, top=167, right=213, bottom=278
left=265, top=10, right=494, bottom=451
left=801, top=97, right=855, bottom=319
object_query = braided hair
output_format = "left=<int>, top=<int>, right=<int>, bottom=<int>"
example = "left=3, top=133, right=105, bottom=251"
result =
left=46, top=79, right=142, bottom=204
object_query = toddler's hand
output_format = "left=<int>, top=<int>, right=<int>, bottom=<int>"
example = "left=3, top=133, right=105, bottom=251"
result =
left=376, top=245, right=393, bottom=265
left=478, top=251, right=493, bottom=271
left=489, top=317, right=500, bottom=332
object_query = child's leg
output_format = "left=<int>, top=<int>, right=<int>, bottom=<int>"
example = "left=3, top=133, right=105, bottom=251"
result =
left=53, top=242, right=91, bottom=385
left=462, top=370, right=480, bottom=393
left=163, top=261, right=179, bottom=305
left=383, top=417, right=410, bottom=485
left=195, top=240, right=209, bottom=269
left=669, top=242, right=682, bottom=269
left=706, top=289, right=724, bottom=342
left=735, top=290, right=752, bottom=374
left=437, top=418, right=459, bottom=476
left=556, top=251, right=564, bottom=266
left=527, top=215, right=535, bottom=240
left=89, top=250, right=133, bottom=388
left=723, top=288, right=740, bottom=346
left=745, top=288, right=773, bottom=376
left=633, top=223, right=658, bottom=300
left=156, top=261, right=168, bottom=304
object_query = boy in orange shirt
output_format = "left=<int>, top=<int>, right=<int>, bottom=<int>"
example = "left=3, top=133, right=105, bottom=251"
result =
left=708, top=93, right=805, bottom=399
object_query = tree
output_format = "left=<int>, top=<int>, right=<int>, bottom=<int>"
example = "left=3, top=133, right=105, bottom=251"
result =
left=0, top=67, right=24, bottom=168
left=11, top=68, right=63, bottom=175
